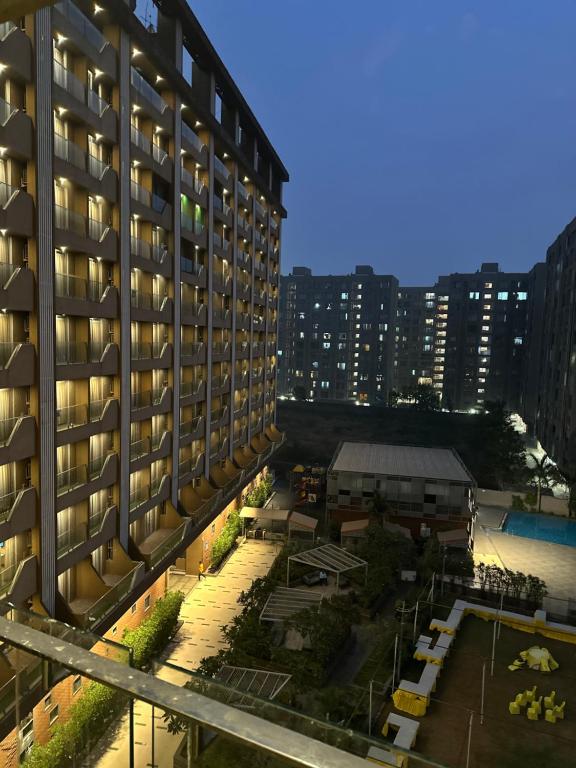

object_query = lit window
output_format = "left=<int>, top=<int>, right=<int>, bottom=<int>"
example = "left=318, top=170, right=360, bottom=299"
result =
left=497, top=292, right=508, bottom=300
left=144, top=595, right=151, bottom=611
left=469, top=292, right=480, bottom=300
left=517, top=292, right=527, bottom=301
left=514, top=337, right=523, bottom=345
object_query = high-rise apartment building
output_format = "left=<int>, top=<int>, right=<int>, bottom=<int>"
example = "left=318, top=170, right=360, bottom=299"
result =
left=278, top=266, right=398, bottom=403
left=394, top=287, right=437, bottom=394
left=432, top=263, right=536, bottom=412
left=530, top=218, right=576, bottom=472
left=0, top=0, right=286, bottom=632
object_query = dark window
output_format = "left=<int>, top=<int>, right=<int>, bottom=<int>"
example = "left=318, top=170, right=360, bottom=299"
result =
left=424, top=494, right=436, bottom=503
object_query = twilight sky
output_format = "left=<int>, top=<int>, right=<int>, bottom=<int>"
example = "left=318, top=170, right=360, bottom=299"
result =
left=187, top=1, right=576, bottom=285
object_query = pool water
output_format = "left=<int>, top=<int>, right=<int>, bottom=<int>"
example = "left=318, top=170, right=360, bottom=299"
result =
left=503, top=510, right=576, bottom=547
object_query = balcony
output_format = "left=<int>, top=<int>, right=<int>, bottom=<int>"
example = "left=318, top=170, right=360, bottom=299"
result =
left=0, top=182, right=34, bottom=239
left=56, top=452, right=118, bottom=511
left=213, top=155, right=231, bottom=188
left=271, top=247, right=280, bottom=262
left=270, top=218, right=279, bottom=234
left=233, top=427, right=248, bottom=448
left=129, top=474, right=171, bottom=520
left=181, top=301, right=207, bottom=326
left=0, top=263, right=33, bottom=313
left=133, top=513, right=191, bottom=571
left=181, top=122, right=208, bottom=166
left=209, top=437, right=230, bottom=464
left=254, top=260, right=267, bottom=279
left=237, top=180, right=250, bottom=207
left=252, top=367, right=264, bottom=383
left=234, top=398, right=248, bottom=418
left=211, top=373, right=230, bottom=395
left=54, top=133, right=117, bottom=201
left=266, top=366, right=276, bottom=380
left=0, top=486, right=36, bottom=544
left=181, top=341, right=206, bottom=367
left=212, top=271, right=232, bottom=294
left=212, top=308, right=231, bottom=329
left=213, top=232, right=231, bottom=259
left=270, top=271, right=279, bottom=286
left=55, top=341, right=119, bottom=380
left=180, top=170, right=206, bottom=216
left=56, top=397, right=119, bottom=447
left=237, top=215, right=251, bottom=240
left=129, top=431, right=171, bottom=472
left=130, top=67, right=172, bottom=130
left=210, top=406, right=229, bottom=430
left=0, top=416, right=35, bottom=464
left=180, top=257, right=206, bottom=287
left=180, top=209, right=207, bottom=248
left=0, top=556, right=37, bottom=605
left=268, top=294, right=278, bottom=310
left=179, top=378, right=206, bottom=406
left=253, top=315, right=265, bottom=331
left=213, top=195, right=232, bottom=226
left=212, top=341, right=231, bottom=362
left=0, top=97, right=33, bottom=161
left=179, top=415, right=205, bottom=446
left=53, top=60, right=117, bottom=141
left=129, top=125, right=172, bottom=182
left=0, top=23, right=32, bottom=83
left=130, top=386, right=172, bottom=422
left=65, top=556, right=145, bottom=630
left=0, top=343, right=35, bottom=389
left=236, top=342, right=250, bottom=360
left=237, top=250, right=251, bottom=271
left=55, top=273, right=118, bottom=318
left=236, top=312, right=251, bottom=330
left=56, top=505, right=117, bottom=573
left=53, top=0, right=116, bottom=78
left=236, top=369, right=249, bottom=388
left=130, top=341, right=173, bottom=371
left=130, top=289, right=173, bottom=323
left=54, top=204, right=118, bottom=262
left=178, top=453, right=205, bottom=487
left=252, top=342, right=265, bottom=358
left=251, top=393, right=264, bottom=409
left=254, top=289, right=267, bottom=307
left=237, top=280, right=251, bottom=301
left=130, top=236, right=172, bottom=277
left=255, top=199, right=268, bottom=223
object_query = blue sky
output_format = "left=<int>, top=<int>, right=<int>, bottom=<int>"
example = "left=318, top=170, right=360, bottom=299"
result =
left=151, top=1, right=576, bottom=284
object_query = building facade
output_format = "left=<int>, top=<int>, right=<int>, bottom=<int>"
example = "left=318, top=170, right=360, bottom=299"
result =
left=432, top=263, right=537, bottom=412
left=394, top=287, right=437, bottom=394
left=326, top=442, right=476, bottom=539
left=0, top=0, right=286, bottom=634
left=278, top=266, right=398, bottom=403
left=531, top=217, right=576, bottom=473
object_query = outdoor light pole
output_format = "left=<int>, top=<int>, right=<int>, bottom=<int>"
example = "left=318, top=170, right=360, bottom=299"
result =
left=368, top=680, right=373, bottom=736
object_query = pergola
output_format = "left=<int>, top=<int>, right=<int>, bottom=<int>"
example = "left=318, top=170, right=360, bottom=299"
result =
left=287, top=543, right=368, bottom=589
left=259, top=587, right=323, bottom=623
left=239, top=506, right=290, bottom=539
left=215, top=665, right=292, bottom=705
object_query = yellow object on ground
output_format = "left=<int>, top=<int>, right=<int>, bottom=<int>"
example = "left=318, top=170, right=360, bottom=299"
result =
left=508, top=658, right=524, bottom=671
left=509, top=701, right=521, bottom=715
left=392, top=689, right=427, bottom=717
left=520, top=646, right=559, bottom=672
left=544, top=691, right=556, bottom=709
left=525, top=685, right=537, bottom=703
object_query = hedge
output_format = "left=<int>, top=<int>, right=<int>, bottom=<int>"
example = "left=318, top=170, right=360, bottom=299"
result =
left=243, top=476, right=273, bottom=508
left=24, top=590, right=184, bottom=768
left=210, top=510, right=242, bottom=569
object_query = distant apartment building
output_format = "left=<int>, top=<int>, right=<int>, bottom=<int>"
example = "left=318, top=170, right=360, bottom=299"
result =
left=394, top=287, right=437, bottom=394
left=326, top=442, right=476, bottom=539
left=531, top=217, right=576, bottom=472
left=432, top=263, right=537, bottom=412
left=278, top=266, right=398, bottom=403
left=0, top=0, right=287, bottom=635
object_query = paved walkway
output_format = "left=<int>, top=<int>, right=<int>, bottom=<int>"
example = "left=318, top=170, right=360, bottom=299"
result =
left=89, top=540, right=278, bottom=768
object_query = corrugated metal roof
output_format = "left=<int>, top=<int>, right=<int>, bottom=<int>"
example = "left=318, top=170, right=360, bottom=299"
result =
left=331, top=442, right=473, bottom=483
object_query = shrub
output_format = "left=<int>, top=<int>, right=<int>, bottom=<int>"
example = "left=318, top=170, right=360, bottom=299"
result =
left=243, top=476, right=273, bottom=508
left=24, top=590, right=184, bottom=768
left=210, top=510, right=242, bottom=568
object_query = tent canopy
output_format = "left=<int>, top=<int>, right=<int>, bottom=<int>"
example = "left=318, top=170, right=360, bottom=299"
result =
left=239, top=506, right=290, bottom=522
left=288, top=511, right=318, bottom=531
left=341, top=519, right=370, bottom=536
left=260, top=587, right=322, bottom=623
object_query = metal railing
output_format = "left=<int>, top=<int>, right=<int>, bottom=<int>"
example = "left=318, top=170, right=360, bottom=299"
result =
left=131, top=67, right=167, bottom=113
left=0, top=340, right=24, bottom=370
left=130, top=437, right=150, bottom=461
left=0, top=96, right=15, bottom=127
left=55, top=0, right=108, bottom=52
left=57, top=521, right=88, bottom=558
left=181, top=122, right=204, bottom=152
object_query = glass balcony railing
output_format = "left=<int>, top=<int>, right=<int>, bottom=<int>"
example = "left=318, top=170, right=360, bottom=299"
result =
left=130, top=123, right=151, bottom=153
left=0, top=21, right=15, bottom=41
left=77, top=566, right=142, bottom=628
left=88, top=153, right=110, bottom=180
left=56, top=464, right=87, bottom=496
left=55, top=0, right=108, bottom=52
left=130, top=437, right=150, bottom=461
left=0, top=96, right=15, bottom=127
left=54, top=205, right=85, bottom=236
left=88, top=217, right=109, bottom=242
left=180, top=257, right=204, bottom=276
left=211, top=373, right=229, bottom=389
left=0, top=563, right=17, bottom=595
left=255, top=199, right=267, bottom=219
left=181, top=122, right=204, bottom=152
left=87, top=88, right=109, bottom=117
left=89, top=398, right=111, bottom=421
left=55, top=272, right=109, bottom=302
left=54, top=133, right=86, bottom=169
left=181, top=341, right=204, bottom=358
left=180, top=211, right=204, bottom=234
left=0, top=342, right=20, bottom=370
left=145, top=523, right=187, bottom=569
left=131, top=67, right=167, bottom=114
left=129, top=484, right=149, bottom=511
left=152, top=193, right=169, bottom=214
left=56, top=403, right=88, bottom=431
left=152, top=143, right=168, bottom=165
left=210, top=407, right=228, bottom=424
left=214, top=155, right=230, bottom=180
left=130, top=289, right=166, bottom=311
left=179, top=453, right=203, bottom=477
left=130, top=236, right=150, bottom=260
left=53, top=59, right=85, bottom=102
left=181, top=166, right=203, bottom=194
left=180, top=415, right=203, bottom=437
left=57, top=521, right=88, bottom=558
left=237, top=180, right=250, bottom=203
left=131, top=179, right=151, bottom=207
left=180, top=378, right=203, bottom=397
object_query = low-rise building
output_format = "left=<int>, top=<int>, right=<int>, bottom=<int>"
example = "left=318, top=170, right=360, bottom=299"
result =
left=326, top=442, right=476, bottom=539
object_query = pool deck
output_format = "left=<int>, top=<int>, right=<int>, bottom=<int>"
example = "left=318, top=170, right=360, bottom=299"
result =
left=474, top=506, right=576, bottom=605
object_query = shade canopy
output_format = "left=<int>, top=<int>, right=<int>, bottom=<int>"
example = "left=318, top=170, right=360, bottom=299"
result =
left=288, top=543, right=367, bottom=574
left=260, top=587, right=322, bottom=623
left=288, top=511, right=318, bottom=531
left=341, top=519, right=370, bottom=536
left=239, top=506, right=290, bottom=522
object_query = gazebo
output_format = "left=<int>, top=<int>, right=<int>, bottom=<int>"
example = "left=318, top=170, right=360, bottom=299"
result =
left=287, top=510, right=318, bottom=542
left=259, top=587, right=323, bottom=623
left=239, top=506, right=290, bottom=539
left=286, top=543, right=368, bottom=589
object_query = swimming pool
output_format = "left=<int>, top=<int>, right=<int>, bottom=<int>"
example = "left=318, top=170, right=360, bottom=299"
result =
left=503, top=510, right=576, bottom=547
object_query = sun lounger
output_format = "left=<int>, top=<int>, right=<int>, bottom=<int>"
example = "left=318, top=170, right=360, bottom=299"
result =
left=383, top=713, right=420, bottom=750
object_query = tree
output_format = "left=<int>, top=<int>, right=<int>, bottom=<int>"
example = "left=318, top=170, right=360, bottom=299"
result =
left=471, top=401, right=526, bottom=489
left=526, top=453, right=563, bottom=513
left=388, top=389, right=400, bottom=407
left=368, top=491, right=389, bottom=526
left=413, top=383, right=440, bottom=412
left=292, top=384, right=306, bottom=401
